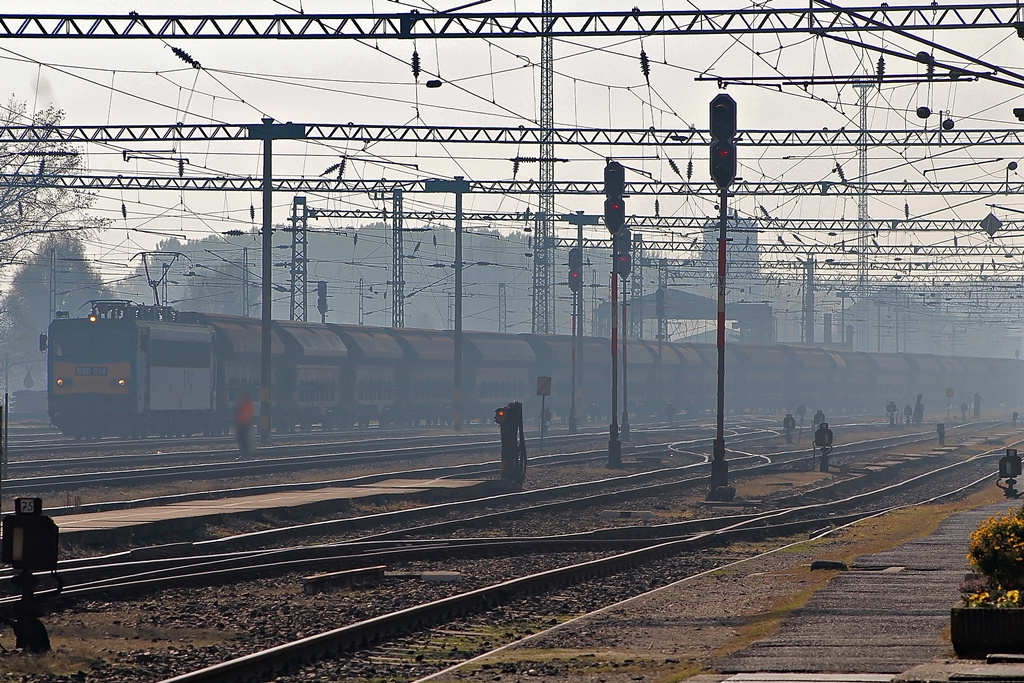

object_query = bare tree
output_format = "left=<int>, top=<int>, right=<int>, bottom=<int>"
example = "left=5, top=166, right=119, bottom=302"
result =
left=0, top=99, right=106, bottom=269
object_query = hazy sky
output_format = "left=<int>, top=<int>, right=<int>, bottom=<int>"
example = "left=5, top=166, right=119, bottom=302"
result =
left=5, top=2, right=1024, bottom=300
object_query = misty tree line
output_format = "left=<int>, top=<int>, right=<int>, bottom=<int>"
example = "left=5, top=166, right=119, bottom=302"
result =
left=0, top=100, right=109, bottom=389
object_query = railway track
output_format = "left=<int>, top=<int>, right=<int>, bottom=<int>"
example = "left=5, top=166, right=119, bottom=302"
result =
left=0, top=420, right=1002, bottom=682
left=7, top=416, right=751, bottom=475
left=4, top=420, right=816, bottom=500
left=149, top=436, right=1012, bottom=683
left=5, top=410, right=882, bottom=460
left=4, top=414, right=724, bottom=457
left=7, top=420, right=997, bottom=600
left=8, top=417, right=947, bottom=524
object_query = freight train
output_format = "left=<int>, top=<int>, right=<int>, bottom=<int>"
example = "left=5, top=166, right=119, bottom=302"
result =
left=45, top=300, right=1022, bottom=438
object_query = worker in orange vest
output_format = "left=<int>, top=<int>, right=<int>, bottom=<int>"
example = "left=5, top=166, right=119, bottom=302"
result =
left=234, top=388, right=255, bottom=457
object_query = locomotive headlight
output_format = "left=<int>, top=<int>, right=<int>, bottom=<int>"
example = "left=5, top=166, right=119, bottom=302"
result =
left=55, top=378, right=64, bottom=386
left=88, top=314, right=97, bottom=323
left=117, top=379, right=126, bottom=386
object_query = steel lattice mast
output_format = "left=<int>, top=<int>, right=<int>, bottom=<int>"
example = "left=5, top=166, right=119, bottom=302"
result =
left=855, top=83, right=873, bottom=288
left=532, top=0, right=555, bottom=334
left=629, top=233, right=644, bottom=339
left=391, top=189, right=404, bottom=328
left=287, top=196, right=308, bottom=321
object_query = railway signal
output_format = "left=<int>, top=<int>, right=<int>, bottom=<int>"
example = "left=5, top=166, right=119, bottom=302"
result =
left=568, top=247, right=583, bottom=292
left=709, top=93, right=738, bottom=500
left=605, top=160, right=626, bottom=468
left=495, top=401, right=527, bottom=487
left=710, top=94, right=737, bottom=190
left=614, top=229, right=631, bottom=277
left=1, top=497, right=59, bottom=652
left=604, top=161, right=626, bottom=235
left=998, top=448, right=1022, bottom=498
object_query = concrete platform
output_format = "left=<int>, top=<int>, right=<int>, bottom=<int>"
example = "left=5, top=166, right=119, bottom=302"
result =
left=717, top=502, right=1017, bottom=674
left=899, top=661, right=1024, bottom=683
left=724, top=675, right=893, bottom=683
left=55, top=477, right=495, bottom=545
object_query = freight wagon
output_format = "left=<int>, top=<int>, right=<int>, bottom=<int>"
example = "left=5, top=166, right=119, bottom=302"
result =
left=45, top=301, right=1022, bottom=438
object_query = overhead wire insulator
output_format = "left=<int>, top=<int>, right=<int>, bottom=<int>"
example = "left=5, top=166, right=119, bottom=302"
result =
left=512, top=158, right=520, bottom=178
left=686, top=159, right=693, bottom=181
left=250, top=204, right=255, bottom=222
left=171, top=46, right=202, bottom=70
left=654, top=198, right=660, bottom=217
left=905, top=202, right=910, bottom=219
left=668, top=158, right=681, bottom=179
left=411, top=50, right=421, bottom=81
left=834, top=162, right=847, bottom=183
left=876, top=56, right=886, bottom=84
left=16, top=201, right=22, bottom=218
left=178, top=159, right=184, bottom=177
left=121, top=202, right=127, bottom=220
left=916, top=51, right=936, bottom=80
left=321, top=160, right=346, bottom=178
left=640, top=49, right=651, bottom=85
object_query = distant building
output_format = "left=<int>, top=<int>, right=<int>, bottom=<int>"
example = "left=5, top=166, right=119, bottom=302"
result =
left=701, top=212, right=761, bottom=277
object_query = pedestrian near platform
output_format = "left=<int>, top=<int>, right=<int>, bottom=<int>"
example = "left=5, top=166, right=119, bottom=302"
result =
left=234, top=389, right=254, bottom=457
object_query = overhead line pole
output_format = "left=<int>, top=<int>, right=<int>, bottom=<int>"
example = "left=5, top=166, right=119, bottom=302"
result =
left=247, top=117, right=306, bottom=447
left=288, top=195, right=308, bottom=321
left=621, top=270, right=629, bottom=441
left=562, top=211, right=601, bottom=436
left=604, top=160, right=626, bottom=468
left=392, top=189, right=404, bottom=328
left=533, top=0, right=555, bottom=335
left=424, top=177, right=471, bottom=430
left=709, top=93, right=737, bottom=500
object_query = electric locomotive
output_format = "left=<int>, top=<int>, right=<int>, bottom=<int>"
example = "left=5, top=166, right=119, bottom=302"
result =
left=46, top=301, right=215, bottom=438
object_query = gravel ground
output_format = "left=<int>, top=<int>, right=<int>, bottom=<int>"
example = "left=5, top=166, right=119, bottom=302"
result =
left=4, top=553, right=610, bottom=682
left=0, top=422, right=1002, bottom=682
